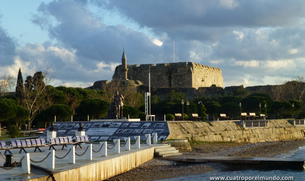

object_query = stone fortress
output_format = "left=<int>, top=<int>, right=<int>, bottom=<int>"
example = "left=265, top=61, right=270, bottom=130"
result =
left=91, top=50, right=223, bottom=91
left=89, top=50, right=288, bottom=101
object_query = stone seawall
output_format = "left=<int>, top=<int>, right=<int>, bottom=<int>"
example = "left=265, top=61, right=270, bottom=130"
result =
left=167, top=120, right=305, bottom=143
left=28, top=147, right=155, bottom=181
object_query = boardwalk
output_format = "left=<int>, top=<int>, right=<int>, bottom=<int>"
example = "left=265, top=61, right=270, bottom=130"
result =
left=0, top=142, right=161, bottom=180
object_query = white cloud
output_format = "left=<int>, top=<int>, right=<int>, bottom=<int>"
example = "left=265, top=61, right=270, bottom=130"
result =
left=218, top=0, right=239, bottom=9
left=289, top=49, right=298, bottom=54
left=233, top=30, right=244, bottom=40
left=262, top=60, right=295, bottom=69
left=151, top=38, right=163, bottom=46
left=234, top=60, right=260, bottom=68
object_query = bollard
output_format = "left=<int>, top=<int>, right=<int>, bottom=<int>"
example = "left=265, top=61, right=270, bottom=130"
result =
left=86, top=143, right=92, bottom=160
left=4, top=151, right=13, bottom=167
left=145, top=134, right=151, bottom=145
left=152, top=133, right=158, bottom=144
left=101, top=141, right=107, bottom=157
left=114, top=139, right=120, bottom=154
left=134, top=136, right=140, bottom=149
left=124, top=137, right=130, bottom=151
left=21, top=153, right=30, bottom=174
left=68, top=145, right=75, bottom=164
left=47, top=149, right=55, bottom=170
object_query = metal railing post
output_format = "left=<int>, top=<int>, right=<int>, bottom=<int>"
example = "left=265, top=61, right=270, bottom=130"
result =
left=124, top=137, right=130, bottom=151
left=134, top=136, right=140, bottom=149
left=152, top=133, right=158, bottom=144
left=47, top=149, right=55, bottom=169
left=145, top=134, right=151, bottom=145
left=114, top=139, right=120, bottom=154
left=101, top=142, right=107, bottom=157
left=21, top=153, right=30, bottom=174
left=68, top=145, right=75, bottom=164
left=86, top=143, right=92, bottom=160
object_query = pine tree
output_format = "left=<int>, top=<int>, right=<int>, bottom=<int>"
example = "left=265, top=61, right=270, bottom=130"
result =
left=16, top=68, right=24, bottom=104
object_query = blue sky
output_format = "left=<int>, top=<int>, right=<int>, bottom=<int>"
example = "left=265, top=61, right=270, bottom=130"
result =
left=1, top=0, right=305, bottom=88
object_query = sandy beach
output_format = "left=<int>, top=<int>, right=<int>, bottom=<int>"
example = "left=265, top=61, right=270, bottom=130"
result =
left=107, top=139, right=305, bottom=181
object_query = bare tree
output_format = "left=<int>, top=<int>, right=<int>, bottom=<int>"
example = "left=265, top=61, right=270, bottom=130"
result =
left=22, top=71, right=52, bottom=128
left=0, top=75, right=15, bottom=96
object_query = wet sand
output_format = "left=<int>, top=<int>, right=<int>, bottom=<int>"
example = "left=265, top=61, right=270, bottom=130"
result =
left=107, top=139, right=305, bottom=181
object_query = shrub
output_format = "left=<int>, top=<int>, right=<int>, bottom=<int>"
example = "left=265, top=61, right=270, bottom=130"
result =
left=166, top=114, right=175, bottom=121
left=7, top=125, right=20, bottom=138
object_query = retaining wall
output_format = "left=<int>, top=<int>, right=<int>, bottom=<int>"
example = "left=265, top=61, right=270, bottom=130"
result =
left=28, top=147, right=155, bottom=181
left=167, top=120, right=305, bottom=143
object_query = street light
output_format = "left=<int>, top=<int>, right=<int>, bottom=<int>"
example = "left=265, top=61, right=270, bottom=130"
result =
left=181, top=100, right=185, bottom=120
left=259, top=103, right=261, bottom=115
left=292, top=103, right=295, bottom=118
left=239, top=102, right=242, bottom=120
left=186, top=101, right=190, bottom=119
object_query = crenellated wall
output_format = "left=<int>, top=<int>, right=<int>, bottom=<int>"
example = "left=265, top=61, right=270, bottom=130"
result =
left=112, top=62, right=223, bottom=89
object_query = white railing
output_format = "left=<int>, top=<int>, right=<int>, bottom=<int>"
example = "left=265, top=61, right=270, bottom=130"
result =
left=5, top=133, right=158, bottom=174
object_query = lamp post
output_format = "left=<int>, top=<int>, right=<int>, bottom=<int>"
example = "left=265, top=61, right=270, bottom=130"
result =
left=186, top=101, right=190, bottom=119
left=239, top=102, right=242, bottom=120
left=292, top=103, right=295, bottom=119
left=181, top=100, right=185, bottom=121
left=259, top=103, right=261, bottom=115
left=198, top=101, right=202, bottom=119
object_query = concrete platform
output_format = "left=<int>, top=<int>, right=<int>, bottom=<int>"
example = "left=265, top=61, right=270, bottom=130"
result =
left=0, top=143, right=164, bottom=181
left=163, top=156, right=305, bottom=170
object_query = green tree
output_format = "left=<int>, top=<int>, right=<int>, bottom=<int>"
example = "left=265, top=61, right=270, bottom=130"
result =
left=56, top=86, right=83, bottom=114
left=205, top=101, right=221, bottom=120
left=166, top=90, right=186, bottom=103
left=123, top=105, right=141, bottom=118
left=270, top=101, right=291, bottom=118
left=199, top=104, right=207, bottom=120
left=76, top=99, right=109, bottom=119
left=220, top=102, right=239, bottom=119
left=0, top=98, right=18, bottom=121
left=15, top=68, right=24, bottom=103
left=34, top=104, right=73, bottom=128
left=233, top=85, right=249, bottom=97
left=15, top=105, right=30, bottom=127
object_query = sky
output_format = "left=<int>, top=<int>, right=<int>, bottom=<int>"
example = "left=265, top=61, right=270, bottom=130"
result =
left=1, top=0, right=305, bottom=88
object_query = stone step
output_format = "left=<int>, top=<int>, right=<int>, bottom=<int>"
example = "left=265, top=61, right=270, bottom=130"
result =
left=154, top=147, right=176, bottom=152
left=154, top=144, right=182, bottom=158
left=161, top=152, right=183, bottom=157
left=156, top=149, right=180, bottom=156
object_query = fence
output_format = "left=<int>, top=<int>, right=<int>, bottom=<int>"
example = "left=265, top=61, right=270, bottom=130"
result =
left=0, top=133, right=158, bottom=174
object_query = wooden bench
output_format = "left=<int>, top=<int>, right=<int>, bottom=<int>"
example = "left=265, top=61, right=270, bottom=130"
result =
left=9, top=138, right=46, bottom=154
left=174, top=113, right=182, bottom=120
left=220, top=113, right=229, bottom=120
left=249, top=113, right=258, bottom=120
left=260, top=114, right=267, bottom=120
left=191, top=113, right=200, bottom=121
left=0, top=141, right=12, bottom=154
left=74, top=135, right=90, bottom=148
left=241, top=112, right=248, bottom=120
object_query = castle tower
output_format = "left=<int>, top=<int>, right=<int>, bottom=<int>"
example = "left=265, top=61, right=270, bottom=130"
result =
left=121, top=50, right=128, bottom=80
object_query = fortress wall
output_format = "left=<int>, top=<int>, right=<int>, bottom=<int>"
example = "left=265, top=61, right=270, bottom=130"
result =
left=113, top=62, right=223, bottom=89
left=190, top=62, right=223, bottom=89
left=167, top=120, right=305, bottom=143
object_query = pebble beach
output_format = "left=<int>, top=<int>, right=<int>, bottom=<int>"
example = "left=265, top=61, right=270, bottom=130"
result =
left=107, top=139, right=305, bottom=181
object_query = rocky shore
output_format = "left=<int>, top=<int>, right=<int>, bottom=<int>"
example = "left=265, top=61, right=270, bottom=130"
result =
left=107, top=139, right=305, bottom=181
